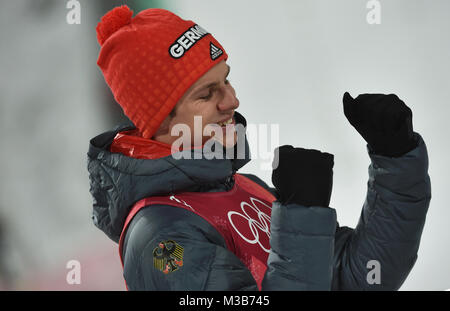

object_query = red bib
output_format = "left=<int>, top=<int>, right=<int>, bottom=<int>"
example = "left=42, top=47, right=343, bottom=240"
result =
left=119, top=173, right=277, bottom=290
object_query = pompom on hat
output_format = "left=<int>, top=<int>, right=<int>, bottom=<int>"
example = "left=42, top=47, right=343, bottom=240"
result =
left=96, top=5, right=228, bottom=139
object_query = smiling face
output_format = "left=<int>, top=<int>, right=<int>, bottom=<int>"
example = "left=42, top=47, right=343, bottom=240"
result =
left=152, top=60, right=240, bottom=149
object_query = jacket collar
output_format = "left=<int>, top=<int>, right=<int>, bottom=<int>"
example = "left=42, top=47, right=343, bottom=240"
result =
left=87, top=111, right=251, bottom=242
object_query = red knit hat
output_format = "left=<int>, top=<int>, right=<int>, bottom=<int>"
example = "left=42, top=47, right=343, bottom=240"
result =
left=96, top=5, right=228, bottom=139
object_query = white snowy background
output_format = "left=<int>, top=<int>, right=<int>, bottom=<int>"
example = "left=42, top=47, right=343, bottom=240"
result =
left=0, top=0, right=448, bottom=290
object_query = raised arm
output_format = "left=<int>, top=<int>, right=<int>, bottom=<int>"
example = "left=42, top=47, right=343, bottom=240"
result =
left=332, top=93, right=432, bottom=290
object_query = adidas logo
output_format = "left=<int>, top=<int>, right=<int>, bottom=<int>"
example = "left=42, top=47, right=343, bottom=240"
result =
left=210, top=42, right=223, bottom=60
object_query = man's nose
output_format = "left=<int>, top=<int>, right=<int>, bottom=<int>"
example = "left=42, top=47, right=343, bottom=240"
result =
left=218, top=87, right=239, bottom=111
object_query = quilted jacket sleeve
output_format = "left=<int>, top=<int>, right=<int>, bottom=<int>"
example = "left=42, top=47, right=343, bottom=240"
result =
left=240, top=175, right=338, bottom=290
left=331, top=132, right=432, bottom=290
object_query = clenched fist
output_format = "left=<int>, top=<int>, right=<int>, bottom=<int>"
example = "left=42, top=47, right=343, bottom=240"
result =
left=343, top=92, right=417, bottom=157
left=272, top=146, right=334, bottom=207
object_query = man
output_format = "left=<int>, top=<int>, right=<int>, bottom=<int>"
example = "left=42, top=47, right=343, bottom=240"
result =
left=87, top=5, right=431, bottom=290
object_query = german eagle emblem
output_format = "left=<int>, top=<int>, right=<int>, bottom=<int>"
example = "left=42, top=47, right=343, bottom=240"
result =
left=153, top=240, right=184, bottom=274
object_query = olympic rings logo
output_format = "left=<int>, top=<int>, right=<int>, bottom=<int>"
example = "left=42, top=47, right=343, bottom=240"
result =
left=228, top=197, right=272, bottom=253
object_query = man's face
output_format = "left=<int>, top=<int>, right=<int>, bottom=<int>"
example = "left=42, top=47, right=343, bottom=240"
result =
left=154, top=60, right=240, bottom=149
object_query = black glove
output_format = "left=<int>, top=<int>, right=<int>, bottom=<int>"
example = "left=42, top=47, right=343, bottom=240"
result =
left=272, top=146, right=334, bottom=207
left=343, top=92, right=417, bottom=157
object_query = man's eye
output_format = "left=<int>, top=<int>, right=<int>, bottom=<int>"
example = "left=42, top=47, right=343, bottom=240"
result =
left=199, top=80, right=230, bottom=100
left=199, top=92, right=213, bottom=100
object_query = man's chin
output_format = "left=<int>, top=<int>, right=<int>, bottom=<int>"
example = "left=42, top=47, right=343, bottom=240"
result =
left=211, top=132, right=238, bottom=149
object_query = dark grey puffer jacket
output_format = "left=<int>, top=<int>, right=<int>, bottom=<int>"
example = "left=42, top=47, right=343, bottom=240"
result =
left=87, top=111, right=431, bottom=290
